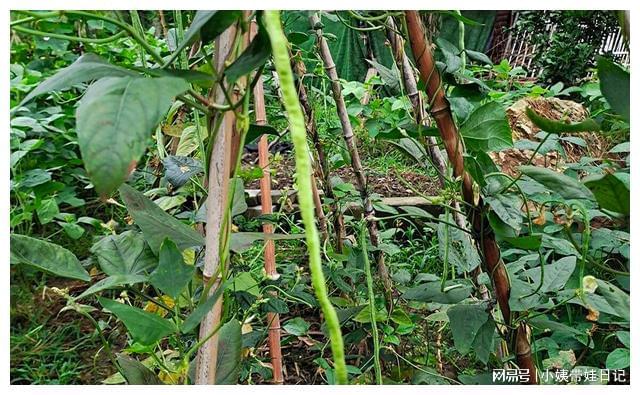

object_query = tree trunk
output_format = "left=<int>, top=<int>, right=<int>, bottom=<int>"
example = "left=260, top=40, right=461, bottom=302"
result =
left=404, top=11, right=536, bottom=383
left=309, top=13, right=392, bottom=293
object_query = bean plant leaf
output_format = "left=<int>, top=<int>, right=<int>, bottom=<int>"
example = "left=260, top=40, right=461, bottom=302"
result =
left=447, top=303, right=493, bottom=358
left=435, top=37, right=462, bottom=73
left=245, top=124, right=279, bottom=145
left=403, top=279, right=473, bottom=304
left=366, top=59, right=401, bottom=94
left=485, top=194, right=523, bottom=232
left=165, top=11, right=242, bottom=66
left=149, top=239, right=195, bottom=299
left=437, top=214, right=481, bottom=274
left=596, top=279, right=629, bottom=322
left=90, top=230, right=157, bottom=276
left=116, top=354, right=163, bottom=385
left=215, top=319, right=242, bottom=384
left=524, top=256, right=576, bottom=293
left=98, top=297, right=177, bottom=346
left=119, top=183, right=204, bottom=254
left=181, top=285, right=224, bottom=334
left=525, top=107, right=600, bottom=134
left=225, top=22, right=271, bottom=83
left=17, top=53, right=135, bottom=108
left=77, top=76, right=189, bottom=196
left=163, top=155, right=204, bottom=189
left=583, top=172, right=630, bottom=215
left=460, top=101, right=512, bottom=152
left=10, top=234, right=90, bottom=281
left=519, top=166, right=595, bottom=201
left=598, top=57, right=630, bottom=122
left=76, top=274, right=148, bottom=300
left=606, top=348, right=630, bottom=370
left=283, top=317, right=311, bottom=336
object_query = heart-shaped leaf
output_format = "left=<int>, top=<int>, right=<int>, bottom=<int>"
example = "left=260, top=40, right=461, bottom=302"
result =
left=77, top=76, right=188, bottom=196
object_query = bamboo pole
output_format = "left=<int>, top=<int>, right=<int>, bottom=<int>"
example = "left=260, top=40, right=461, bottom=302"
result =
left=252, top=21, right=284, bottom=385
left=309, top=13, right=392, bottom=293
left=195, top=16, right=249, bottom=383
left=292, top=58, right=344, bottom=250
left=385, top=17, right=488, bottom=300
left=404, top=11, right=536, bottom=383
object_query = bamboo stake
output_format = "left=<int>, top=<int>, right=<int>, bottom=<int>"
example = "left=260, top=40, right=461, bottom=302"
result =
left=292, top=58, right=344, bottom=250
left=385, top=17, right=488, bottom=300
left=195, top=21, right=241, bottom=385
left=309, top=13, right=392, bottom=293
left=404, top=11, right=536, bottom=383
left=252, top=21, right=284, bottom=385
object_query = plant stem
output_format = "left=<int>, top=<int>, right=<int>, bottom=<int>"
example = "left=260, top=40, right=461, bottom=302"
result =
left=360, top=223, right=382, bottom=384
left=263, top=10, right=347, bottom=385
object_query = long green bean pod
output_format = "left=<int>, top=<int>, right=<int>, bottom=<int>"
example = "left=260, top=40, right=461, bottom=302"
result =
left=263, top=10, right=347, bottom=384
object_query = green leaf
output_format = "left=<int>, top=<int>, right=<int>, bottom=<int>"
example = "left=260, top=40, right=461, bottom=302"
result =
left=165, top=11, right=242, bottom=67
left=583, top=172, right=629, bottom=215
left=225, top=22, right=271, bottom=83
left=525, top=107, right=600, bottom=134
left=90, top=230, right=157, bottom=276
left=98, top=297, right=176, bottom=346
left=435, top=37, right=462, bottom=73
left=76, top=274, right=148, bottom=300
left=116, top=354, right=163, bottom=385
left=519, top=165, right=595, bottom=201
left=460, top=101, right=512, bottom=152
left=77, top=76, right=189, bottom=196
left=366, top=59, right=401, bottom=94
left=616, top=331, right=630, bottom=348
left=465, top=49, right=492, bottom=65
left=438, top=214, right=481, bottom=274
left=283, top=317, right=311, bottom=336
left=36, top=198, right=59, bottom=225
left=231, top=178, right=247, bottom=217
left=245, top=123, right=279, bottom=145
left=403, top=279, right=473, bottom=304
left=119, top=183, right=204, bottom=254
left=485, top=194, right=522, bottom=231
left=606, top=348, right=630, bottom=370
left=596, top=279, right=629, bottom=322
left=181, top=285, right=224, bottom=334
left=149, top=239, right=195, bottom=299
left=215, top=319, right=242, bottom=384
left=163, top=155, right=204, bottom=189
left=176, top=124, right=207, bottom=157
left=504, top=234, right=542, bottom=250
left=17, top=53, right=135, bottom=108
left=230, top=272, right=259, bottom=297
left=524, top=256, right=576, bottom=293
left=447, top=303, right=491, bottom=355
left=10, top=234, right=90, bottom=281
left=598, top=57, right=629, bottom=122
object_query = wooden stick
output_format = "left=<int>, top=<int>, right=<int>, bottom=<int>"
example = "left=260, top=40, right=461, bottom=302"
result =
left=405, top=11, right=536, bottom=383
left=195, top=14, right=250, bottom=383
left=252, top=21, right=284, bottom=385
left=309, top=13, right=392, bottom=293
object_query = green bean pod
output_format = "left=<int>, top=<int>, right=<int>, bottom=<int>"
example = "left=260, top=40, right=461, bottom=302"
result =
left=263, top=10, right=347, bottom=384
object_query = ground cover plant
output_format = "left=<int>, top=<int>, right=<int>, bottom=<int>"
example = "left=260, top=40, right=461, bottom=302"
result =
left=9, top=10, right=630, bottom=385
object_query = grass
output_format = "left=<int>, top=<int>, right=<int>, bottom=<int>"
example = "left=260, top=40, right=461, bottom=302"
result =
left=10, top=268, right=119, bottom=384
